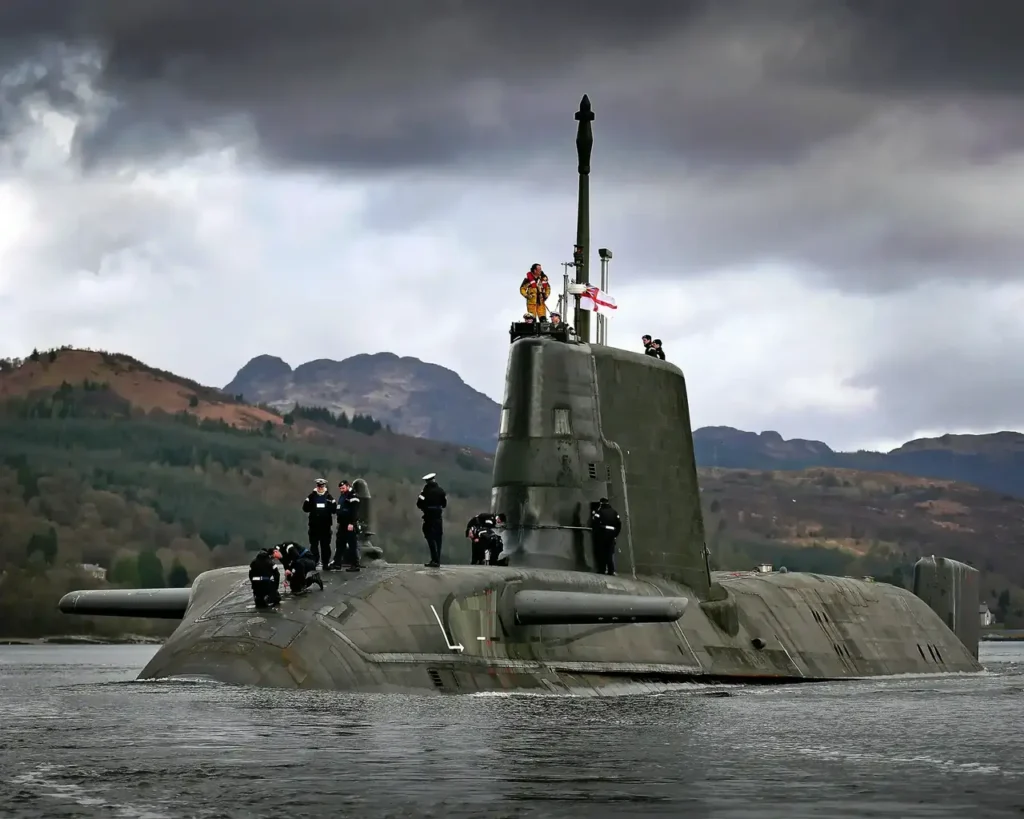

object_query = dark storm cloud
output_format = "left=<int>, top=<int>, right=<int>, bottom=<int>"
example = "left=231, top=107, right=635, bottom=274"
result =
left=835, top=0, right=1024, bottom=95
left=1, top=0, right=1022, bottom=171
left=4, top=0, right=1024, bottom=295
left=0, top=0, right=715, bottom=169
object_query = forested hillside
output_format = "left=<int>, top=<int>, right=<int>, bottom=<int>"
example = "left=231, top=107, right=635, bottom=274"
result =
left=0, top=350, right=494, bottom=638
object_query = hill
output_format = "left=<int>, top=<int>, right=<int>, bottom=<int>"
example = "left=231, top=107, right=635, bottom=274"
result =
left=693, top=426, right=1024, bottom=498
left=0, top=347, right=1021, bottom=639
left=0, top=347, right=282, bottom=430
left=224, top=352, right=500, bottom=451
left=700, top=468, right=1024, bottom=616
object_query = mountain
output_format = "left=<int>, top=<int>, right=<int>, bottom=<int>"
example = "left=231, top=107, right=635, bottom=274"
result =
left=0, top=346, right=1021, bottom=640
left=693, top=427, right=1024, bottom=498
left=225, top=352, right=500, bottom=452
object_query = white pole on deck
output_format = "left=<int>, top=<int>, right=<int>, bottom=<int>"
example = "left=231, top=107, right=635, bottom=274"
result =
left=561, top=261, right=572, bottom=323
left=598, top=248, right=613, bottom=345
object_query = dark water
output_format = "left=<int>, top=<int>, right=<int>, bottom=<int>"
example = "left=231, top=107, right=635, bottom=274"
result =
left=1, top=643, right=1022, bottom=818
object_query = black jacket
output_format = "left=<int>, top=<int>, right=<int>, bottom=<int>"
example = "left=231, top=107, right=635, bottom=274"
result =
left=303, top=491, right=335, bottom=528
left=465, top=512, right=498, bottom=538
left=590, top=504, right=622, bottom=538
left=249, top=552, right=280, bottom=585
left=417, top=481, right=447, bottom=520
left=281, top=542, right=315, bottom=570
left=336, top=489, right=361, bottom=528
left=645, top=345, right=665, bottom=360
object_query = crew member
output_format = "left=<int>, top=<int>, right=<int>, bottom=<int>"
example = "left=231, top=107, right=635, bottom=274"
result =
left=590, top=497, right=622, bottom=576
left=465, top=512, right=506, bottom=565
left=642, top=334, right=656, bottom=356
left=280, top=542, right=324, bottom=594
left=417, top=472, right=448, bottom=567
left=302, top=477, right=335, bottom=568
left=651, top=339, right=666, bottom=360
left=551, top=312, right=575, bottom=339
left=332, top=479, right=362, bottom=572
left=520, top=264, right=551, bottom=321
left=248, top=548, right=281, bottom=609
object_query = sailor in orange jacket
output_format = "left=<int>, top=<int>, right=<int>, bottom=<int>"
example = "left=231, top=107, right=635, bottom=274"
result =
left=520, top=264, right=551, bottom=320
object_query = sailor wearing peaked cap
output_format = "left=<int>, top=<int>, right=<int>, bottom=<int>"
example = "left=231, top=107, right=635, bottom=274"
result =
left=416, top=472, right=447, bottom=567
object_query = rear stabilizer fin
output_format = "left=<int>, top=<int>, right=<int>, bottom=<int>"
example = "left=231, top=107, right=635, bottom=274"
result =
left=913, top=556, right=980, bottom=659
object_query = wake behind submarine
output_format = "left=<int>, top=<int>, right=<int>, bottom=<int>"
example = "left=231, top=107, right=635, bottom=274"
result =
left=58, top=96, right=983, bottom=692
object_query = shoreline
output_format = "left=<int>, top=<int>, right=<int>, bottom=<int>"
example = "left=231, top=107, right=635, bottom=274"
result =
left=0, top=634, right=165, bottom=646
left=981, top=631, right=1024, bottom=642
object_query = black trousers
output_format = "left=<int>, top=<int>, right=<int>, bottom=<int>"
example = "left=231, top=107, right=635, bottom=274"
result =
left=423, top=518, right=444, bottom=564
left=593, top=536, right=617, bottom=575
left=251, top=579, right=280, bottom=608
left=480, top=533, right=502, bottom=565
left=309, top=527, right=332, bottom=566
left=470, top=538, right=485, bottom=565
left=289, top=557, right=320, bottom=592
left=335, top=525, right=359, bottom=566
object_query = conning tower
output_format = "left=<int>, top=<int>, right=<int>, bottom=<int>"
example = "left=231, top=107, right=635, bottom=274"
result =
left=492, top=96, right=711, bottom=600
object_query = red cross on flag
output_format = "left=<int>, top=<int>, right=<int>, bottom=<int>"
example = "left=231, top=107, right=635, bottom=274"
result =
left=580, top=285, right=617, bottom=315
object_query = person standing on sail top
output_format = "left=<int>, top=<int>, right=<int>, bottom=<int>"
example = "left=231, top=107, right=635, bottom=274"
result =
left=520, top=264, right=551, bottom=321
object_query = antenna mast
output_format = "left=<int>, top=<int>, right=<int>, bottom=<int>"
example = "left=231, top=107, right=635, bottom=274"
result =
left=573, top=95, right=594, bottom=342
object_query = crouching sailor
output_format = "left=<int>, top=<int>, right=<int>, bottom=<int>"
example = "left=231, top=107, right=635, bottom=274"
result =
left=280, top=542, right=324, bottom=595
left=465, top=512, right=507, bottom=565
left=249, top=548, right=281, bottom=609
left=589, top=498, right=622, bottom=576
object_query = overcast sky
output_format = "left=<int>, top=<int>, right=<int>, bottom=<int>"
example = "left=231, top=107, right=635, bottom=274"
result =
left=2, top=0, right=1023, bottom=452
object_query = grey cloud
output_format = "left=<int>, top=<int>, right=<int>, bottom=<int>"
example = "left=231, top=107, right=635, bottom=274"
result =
left=0, top=1, right=1021, bottom=172
left=0, top=0, right=710, bottom=170
left=26, top=178, right=204, bottom=275
left=849, top=344, right=1024, bottom=441
left=2, top=1, right=1024, bottom=315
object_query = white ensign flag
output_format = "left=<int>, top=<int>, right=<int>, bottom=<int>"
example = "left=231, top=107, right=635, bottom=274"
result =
left=580, top=285, right=617, bottom=315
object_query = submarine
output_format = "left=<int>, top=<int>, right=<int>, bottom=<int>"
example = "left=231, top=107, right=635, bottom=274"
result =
left=58, top=95, right=984, bottom=693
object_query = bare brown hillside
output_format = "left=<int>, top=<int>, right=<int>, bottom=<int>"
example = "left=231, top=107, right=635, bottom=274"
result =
left=0, top=348, right=281, bottom=431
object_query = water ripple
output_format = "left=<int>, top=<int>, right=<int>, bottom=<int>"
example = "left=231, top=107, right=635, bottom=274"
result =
left=0, top=643, right=1022, bottom=818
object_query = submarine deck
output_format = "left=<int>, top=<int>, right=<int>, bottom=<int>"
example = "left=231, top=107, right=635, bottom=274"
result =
left=134, top=560, right=982, bottom=693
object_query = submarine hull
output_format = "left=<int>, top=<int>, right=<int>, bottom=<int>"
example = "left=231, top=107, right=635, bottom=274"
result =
left=132, top=561, right=981, bottom=694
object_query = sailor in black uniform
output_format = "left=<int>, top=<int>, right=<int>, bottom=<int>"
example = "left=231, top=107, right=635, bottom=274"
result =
left=589, top=498, right=622, bottom=576
left=332, top=479, right=362, bottom=572
left=248, top=548, right=281, bottom=608
left=465, top=512, right=507, bottom=565
left=279, top=541, right=324, bottom=594
left=417, top=472, right=447, bottom=567
left=302, top=478, right=335, bottom=568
